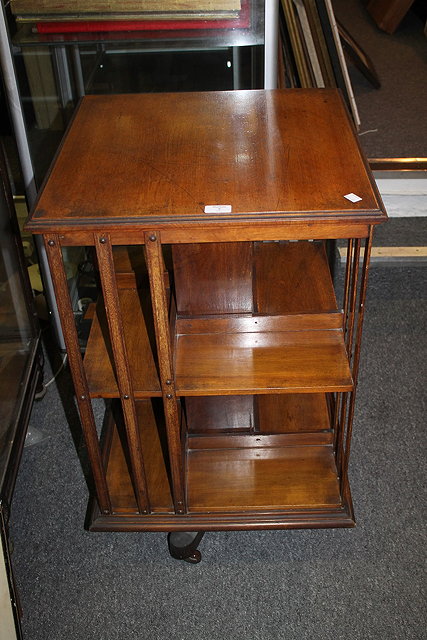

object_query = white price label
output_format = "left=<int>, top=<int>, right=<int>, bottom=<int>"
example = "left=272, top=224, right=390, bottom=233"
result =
left=344, top=193, right=362, bottom=203
left=204, top=204, right=232, bottom=213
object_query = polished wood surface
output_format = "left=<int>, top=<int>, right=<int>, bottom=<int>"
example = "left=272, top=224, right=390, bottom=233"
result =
left=257, top=393, right=331, bottom=433
left=45, top=235, right=111, bottom=514
left=184, top=393, right=331, bottom=435
left=185, top=395, right=255, bottom=433
left=84, top=289, right=161, bottom=397
left=175, top=328, right=352, bottom=395
left=24, top=90, right=386, bottom=539
left=254, top=241, right=337, bottom=313
left=105, top=400, right=173, bottom=514
left=173, top=242, right=253, bottom=315
left=85, top=240, right=348, bottom=396
left=176, top=312, right=344, bottom=334
left=188, top=431, right=333, bottom=449
left=187, top=446, right=341, bottom=511
left=145, top=232, right=186, bottom=513
left=95, top=234, right=149, bottom=514
left=113, top=246, right=147, bottom=289
left=173, top=240, right=338, bottom=317
left=27, top=89, right=386, bottom=235
left=54, top=220, right=372, bottom=245
left=172, top=239, right=350, bottom=394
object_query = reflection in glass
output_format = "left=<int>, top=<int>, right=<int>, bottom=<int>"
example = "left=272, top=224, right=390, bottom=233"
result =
left=0, top=184, right=34, bottom=485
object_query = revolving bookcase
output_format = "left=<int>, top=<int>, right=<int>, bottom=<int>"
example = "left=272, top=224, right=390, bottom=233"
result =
left=25, top=89, right=387, bottom=562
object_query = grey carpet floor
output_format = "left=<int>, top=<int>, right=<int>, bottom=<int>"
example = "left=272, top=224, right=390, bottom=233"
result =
left=9, top=253, right=426, bottom=640
left=333, top=0, right=427, bottom=159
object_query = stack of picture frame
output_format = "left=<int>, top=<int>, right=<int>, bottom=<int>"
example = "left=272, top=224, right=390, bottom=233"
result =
left=279, top=0, right=363, bottom=126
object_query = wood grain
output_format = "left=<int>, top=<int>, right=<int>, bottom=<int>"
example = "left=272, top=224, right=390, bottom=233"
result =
left=254, top=241, right=338, bottom=313
left=176, top=312, right=343, bottom=335
left=95, top=234, right=149, bottom=513
left=27, top=89, right=385, bottom=535
left=257, top=392, right=331, bottom=432
left=184, top=392, right=330, bottom=435
left=84, top=288, right=161, bottom=397
left=53, top=221, right=372, bottom=247
left=45, top=235, right=111, bottom=514
left=185, top=395, right=254, bottom=433
left=188, top=430, right=333, bottom=448
left=172, top=242, right=253, bottom=315
left=113, top=245, right=147, bottom=289
left=27, top=90, right=386, bottom=236
left=105, top=400, right=173, bottom=514
left=187, top=445, right=341, bottom=511
left=145, top=232, right=186, bottom=513
left=175, top=328, right=353, bottom=395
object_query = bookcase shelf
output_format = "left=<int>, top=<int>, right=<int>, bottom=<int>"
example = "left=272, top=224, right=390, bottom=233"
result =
left=186, top=445, right=342, bottom=512
left=84, top=288, right=161, bottom=398
left=174, top=321, right=352, bottom=395
left=104, top=400, right=173, bottom=514
left=185, top=392, right=332, bottom=435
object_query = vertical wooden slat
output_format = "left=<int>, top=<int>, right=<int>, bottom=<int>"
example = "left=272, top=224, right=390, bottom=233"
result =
left=44, top=235, right=111, bottom=514
left=336, top=392, right=349, bottom=475
left=94, top=233, right=149, bottom=514
left=334, top=238, right=353, bottom=453
left=336, top=238, right=362, bottom=472
left=145, top=231, right=186, bottom=514
left=345, top=238, right=362, bottom=359
left=342, top=227, right=374, bottom=485
left=342, top=238, right=354, bottom=337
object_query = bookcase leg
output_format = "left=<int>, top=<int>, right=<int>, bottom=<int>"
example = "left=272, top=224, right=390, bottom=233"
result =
left=168, top=532, right=205, bottom=564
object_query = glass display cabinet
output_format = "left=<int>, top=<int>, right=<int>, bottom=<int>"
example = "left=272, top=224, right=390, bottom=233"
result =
left=1, top=0, right=279, bottom=351
left=0, top=145, right=42, bottom=515
left=25, top=88, right=387, bottom=562
left=4, top=0, right=278, bottom=187
left=0, top=144, right=42, bottom=637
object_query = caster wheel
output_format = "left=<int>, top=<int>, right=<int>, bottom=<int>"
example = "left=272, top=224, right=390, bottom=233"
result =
left=168, top=531, right=205, bottom=563
left=184, top=550, right=202, bottom=564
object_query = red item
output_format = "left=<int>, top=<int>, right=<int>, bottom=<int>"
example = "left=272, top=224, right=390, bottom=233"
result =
left=35, top=1, right=250, bottom=33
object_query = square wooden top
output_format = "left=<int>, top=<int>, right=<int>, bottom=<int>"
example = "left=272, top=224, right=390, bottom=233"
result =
left=26, top=89, right=386, bottom=236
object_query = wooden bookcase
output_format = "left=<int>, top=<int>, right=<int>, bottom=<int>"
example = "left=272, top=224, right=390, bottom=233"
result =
left=25, top=89, right=387, bottom=561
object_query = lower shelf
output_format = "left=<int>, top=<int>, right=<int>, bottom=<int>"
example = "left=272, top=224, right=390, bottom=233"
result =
left=186, top=445, right=342, bottom=512
left=96, top=397, right=353, bottom=530
left=104, top=399, right=174, bottom=514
